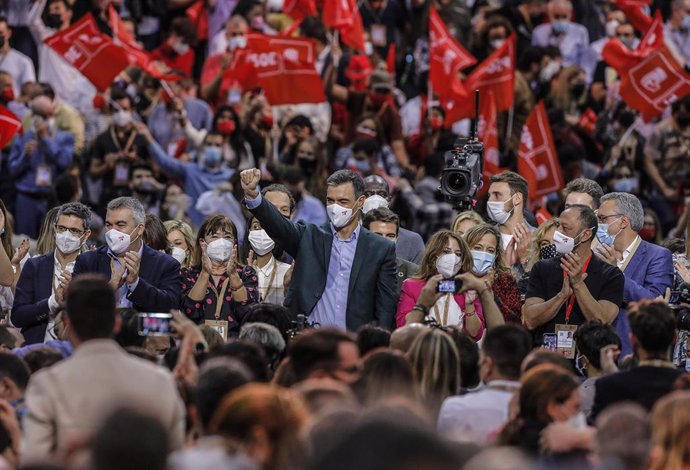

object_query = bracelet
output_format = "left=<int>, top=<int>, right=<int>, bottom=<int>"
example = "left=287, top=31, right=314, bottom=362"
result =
left=465, top=309, right=477, bottom=318
left=412, top=304, right=428, bottom=315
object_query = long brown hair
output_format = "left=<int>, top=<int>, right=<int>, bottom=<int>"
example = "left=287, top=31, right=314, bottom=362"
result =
left=209, top=384, right=310, bottom=470
left=463, top=223, right=508, bottom=275
left=0, top=199, right=13, bottom=259
left=649, top=391, right=690, bottom=470
left=415, top=230, right=472, bottom=280
left=193, top=215, right=239, bottom=268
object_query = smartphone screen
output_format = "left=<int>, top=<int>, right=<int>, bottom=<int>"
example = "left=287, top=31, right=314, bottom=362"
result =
left=437, top=279, right=459, bottom=294
left=137, top=313, right=174, bottom=336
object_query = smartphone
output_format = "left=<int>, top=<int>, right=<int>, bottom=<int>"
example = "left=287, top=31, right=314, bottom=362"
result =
left=437, top=279, right=462, bottom=294
left=137, top=313, right=174, bottom=336
left=543, top=333, right=557, bottom=352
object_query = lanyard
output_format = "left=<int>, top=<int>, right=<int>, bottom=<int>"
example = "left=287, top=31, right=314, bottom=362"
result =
left=209, top=276, right=230, bottom=320
left=563, top=255, right=592, bottom=323
left=110, top=127, right=136, bottom=154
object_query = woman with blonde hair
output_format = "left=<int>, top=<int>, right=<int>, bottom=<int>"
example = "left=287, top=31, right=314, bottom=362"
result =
left=164, top=220, right=196, bottom=269
left=209, top=384, right=310, bottom=470
left=648, top=391, right=690, bottom=470
left=396, top=230, right=505, bottom=339
left=526, top=218, right=560, bottom=272
left=451, top=211, right=484, bottom=237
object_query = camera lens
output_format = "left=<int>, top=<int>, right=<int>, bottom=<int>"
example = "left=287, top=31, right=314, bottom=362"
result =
left=677, top=308, right=690, bottom=331
left=442, top=170, right=470, bottom=196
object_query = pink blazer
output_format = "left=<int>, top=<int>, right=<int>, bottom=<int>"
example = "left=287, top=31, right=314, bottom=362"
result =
left=396, top=278, right=485, bottom=340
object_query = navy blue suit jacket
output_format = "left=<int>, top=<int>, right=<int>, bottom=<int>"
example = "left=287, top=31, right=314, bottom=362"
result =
left=612, top=240, right=673, bottom=356
left=72, top=245, right=181, bottom=312
left=11, top=254, right=55, bottom=344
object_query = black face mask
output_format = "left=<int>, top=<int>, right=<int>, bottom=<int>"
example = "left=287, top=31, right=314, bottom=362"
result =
left=618, top=111, right=636, bottom=128
left=571, top=84, right=586, bottom=97
left=45, top=13, right=63, bottom=29
left=298, top=158, right=316, bottom=173
left=290, top=190, right=303, bottom=205
left=676, top=112, right=690, bottom=130
left=539, top=243, right=559, bottom=260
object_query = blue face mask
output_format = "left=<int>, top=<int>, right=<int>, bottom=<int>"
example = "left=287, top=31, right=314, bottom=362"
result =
left=471, top=250, right=495, bottom=276
left=552, top=20, right=569, bottom=34
left=611, top=177, right=638, bottom=193
left=202, top=146, right=222, bottom=168
left=351, top=157, right=371, bottom=173
left=597, top=223, right=620, bottom=246
left=683, top=14, right=690, bottom=31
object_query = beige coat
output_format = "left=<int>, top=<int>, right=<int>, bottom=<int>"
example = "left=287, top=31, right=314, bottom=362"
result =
left=22, top=339, right=185, bottom=463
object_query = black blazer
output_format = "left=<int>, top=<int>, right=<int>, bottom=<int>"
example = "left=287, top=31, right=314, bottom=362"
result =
left=590, top=366, right=684, bottom=421
left=11, top=254, right=55, bottom=344
left=72, top=245, right=181, bottom=312
left=248, top=196, right=398, bottom=330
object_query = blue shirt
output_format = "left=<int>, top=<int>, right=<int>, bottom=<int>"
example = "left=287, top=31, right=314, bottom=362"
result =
left=8, top=129, right=74, bottom=194
left=148, top=98, right=213, bottom=151
left=107, top=242, right=144, bottom=308
left=148, top=141, right=233, bottom=227
left=246, top=193, right=358, bottom=329
left=293, top=193, right=328, bottom=226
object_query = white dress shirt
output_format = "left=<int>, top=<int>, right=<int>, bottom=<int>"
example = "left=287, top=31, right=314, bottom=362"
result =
left=45, top=253, right=76, bottom=342
left=256, top=256, right=291, bottom=306
left=532, top=21, right=590, bottom=69
left=438, top=379, right=521, bottom=443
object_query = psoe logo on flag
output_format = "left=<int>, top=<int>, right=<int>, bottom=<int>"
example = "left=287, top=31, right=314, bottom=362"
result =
left=485, top=56, right=512, bottom=74
left=520, top=128, right=534, bottom=151
left=640, top=67, right=667, bottom=93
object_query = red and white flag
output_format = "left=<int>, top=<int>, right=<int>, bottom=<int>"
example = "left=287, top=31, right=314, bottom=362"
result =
left=476, top=91, right=502, bottom=196
left=284, top=0, right=317, bottom=21
left=0, top=105, right=21, bottom=148
left=44, top=14, right=130, bottom=91
left=322, top=0, right=366, bottom=52
left=429, top=7, right=475, bottom=103
left=602, top=13, right=690, bottom=121
left=614, top=0, right=652, bottom=33
left=226, top=34, right=325, bottom=106
left=517, top=101, right=564, bottom=199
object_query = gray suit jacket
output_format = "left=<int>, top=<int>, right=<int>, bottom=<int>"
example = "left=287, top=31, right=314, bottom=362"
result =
left=23, top=340, right=185, bottom=461
left=248, top=196, right=398, bottom=330
left=396, top=228, right=425, bottom=264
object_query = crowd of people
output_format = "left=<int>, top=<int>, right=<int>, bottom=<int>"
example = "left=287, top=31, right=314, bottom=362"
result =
left=0, top=0, right=688, bottom=469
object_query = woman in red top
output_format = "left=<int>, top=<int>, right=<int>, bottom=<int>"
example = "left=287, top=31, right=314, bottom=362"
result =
left=152, top=17, right=197, bottom=77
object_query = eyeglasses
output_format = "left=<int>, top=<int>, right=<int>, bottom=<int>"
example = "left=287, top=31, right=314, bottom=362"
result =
left=597, top=214, right=623, bottom=223
left=55, top=224, right=85, bottom=236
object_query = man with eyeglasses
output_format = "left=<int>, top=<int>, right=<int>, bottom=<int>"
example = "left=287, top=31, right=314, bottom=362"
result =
left=594, top=192, right=673, bottom=357
left=12, top=202, right=91, bottom=344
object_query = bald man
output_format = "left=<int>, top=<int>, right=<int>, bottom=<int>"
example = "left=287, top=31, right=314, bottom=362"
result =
left=362, top=175, right=425, bottom=264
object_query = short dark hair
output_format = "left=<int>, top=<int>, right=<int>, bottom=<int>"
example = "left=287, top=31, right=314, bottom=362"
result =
left=564, top=178, right=604, bottom=209
left=628, top=301, right=676, bottom=356
left=114, top=308, right=145, bottom=349
left=563, top=204, right=598, bottom=243
left=288, top=329, right=356, bottom=382
left=574, top=322, right=621, bottom=370
left=299, top=15, right=328, bottom=44
left=0, top=326, right=17, bottom=349
left=195, top=358, right=253, bottom=430
left=262, top=183, right=296, bottom=213
left=144, top=214, right=168, bottom=252
left=490, top=171, right=529, bottom=204
left=362, top=208, right=400, bottom=233
left=65, top=275, right=116, bottom=341
left=37, top=82, right=56, bottom=100
left=212, top=341, right=270, bottom=382
left=518, top=46, right=545, bottom=72
left=352, top=138, right=381, bottom=156
left=356, top=324, right=391, bottom=357
left=91, top=409, right=169, bottom=470
left=482, top=325, right=532, bottom=380
left=241, top=303, right=293, bottom=344
left=23, top=347, right=64, bottom=374
left=109, top=86, right=133, bottom=109
left=56, top=202, right=92, bottom=231
left=0, top=353, right=30, bottom=390
left=170, top=16, right=197, bottom=46
left=327, top=170, right=365, bottom=199
left=129, top=160, right=154, bottom=180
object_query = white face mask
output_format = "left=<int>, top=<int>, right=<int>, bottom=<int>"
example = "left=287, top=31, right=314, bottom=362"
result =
left=605, top=19, right=620, bottom=38
left=207, top=238, right=233, bottom=262
left=540, top=60, right=561, bottom=83
left=487, top=198, right=514, bottom=225
left=172, top=41, right=190, bottom=55
left=112, top=109, right=133, bottom=127
left=553, top=229, right=586, bottom=255
left=55, top=230, right=83, bottom=254
left=490, top=38, right=506, bottom=50
left=248, top=229, right=275, bottom=256
left=436, top=253, right=462, bottom=278
left=364, top=41, right=374, bottom=56
left=362, top=195, right=389, bottom=214
left=106, top=226, right=140, bottom=255
left=327, top=203, right=358, bottom=229
left=228, top=35, right=247, bottom=50
left=170, top=246, right=187, bottom=264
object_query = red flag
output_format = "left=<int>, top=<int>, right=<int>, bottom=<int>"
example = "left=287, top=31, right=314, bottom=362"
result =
left=386, top=43, right=396, bottom=77
left=44, top=14, right=129, bottom=91
left=226, top=34, right=325, bottom=105
left=323, top=0, right=366, bottom=52
left=535, top=208, right=553, bottom=226
left=614, top=0, right=652, bottom=33
left=284, top=0, right=317, bottom=21
left=429, top=7, right=475, bottom=103
left=449, top=35, right=516, bottom=121
left=185, top=1, right=209, bottom=41
left=603, top=14, right=690, bottom=121
left=517, top=101, right=563, bottom=200
left=0, top=105, right=21, bottom=148
left=476, top=91, right=501, bottom=197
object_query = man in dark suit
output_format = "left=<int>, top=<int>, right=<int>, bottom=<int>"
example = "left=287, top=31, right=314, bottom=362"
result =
left=362, top=207, right=418, bottom=293
left=241, top=168, right=398, bottom=330
left=72, top=197, right=180, bottom=312
left=13, top=203, right=93, bottom=344
left=590, top=300, right=683, bottom=421
left=595, top=192, right=674, bottom=356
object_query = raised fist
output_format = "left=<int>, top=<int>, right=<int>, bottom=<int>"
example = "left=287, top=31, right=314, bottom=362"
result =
left=240, top=168, right=262, bottom=198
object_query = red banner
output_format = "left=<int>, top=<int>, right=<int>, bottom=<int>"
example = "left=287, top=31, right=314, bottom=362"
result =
left=429, top=7, right=475, bottom=104
left=614, top=0, right=652, bottom=33
left=0, top=105, right=21, bottom=148
left=603, top=14, right=690, bottom=121
left=477, top=91, right=501, bottom=197
left=44, top=14, right=130, bottom=91
left=284, top=0, right=318, bottom=21
left=323, top=0, right=365, bottom=52
left=224, top=35, right=325, bottom=106
left=517, top=101, right=563, bottom=200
